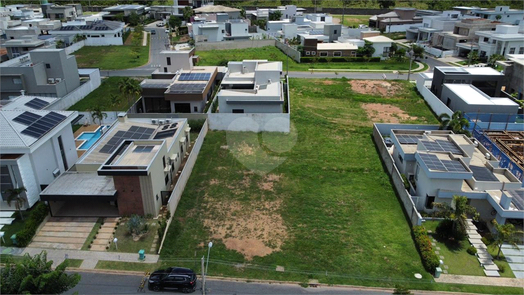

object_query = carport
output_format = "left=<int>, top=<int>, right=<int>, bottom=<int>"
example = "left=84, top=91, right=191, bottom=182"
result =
left=41, top=171, right=119, bottom=217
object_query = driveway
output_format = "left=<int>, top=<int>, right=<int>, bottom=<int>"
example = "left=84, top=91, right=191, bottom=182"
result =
left=29, top=217, right=96, bottom=250
left=501, top=243, right=524, bottom=278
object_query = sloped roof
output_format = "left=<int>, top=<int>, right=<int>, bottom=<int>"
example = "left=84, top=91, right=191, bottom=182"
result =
left=58, top=20, right=123, bottom=32
left=194, top=5, right=240, bottom=14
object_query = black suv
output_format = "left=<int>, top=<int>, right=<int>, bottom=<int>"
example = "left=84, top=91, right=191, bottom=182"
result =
left=148, top=267, right=197, bottom=293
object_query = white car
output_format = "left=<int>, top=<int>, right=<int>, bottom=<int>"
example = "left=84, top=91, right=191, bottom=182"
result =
left=165, top=29, right=170, bottom=34
left=156, top=22, right=165, bottom=27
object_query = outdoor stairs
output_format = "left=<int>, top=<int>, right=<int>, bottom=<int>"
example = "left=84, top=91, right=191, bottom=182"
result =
left=467, top=219, right=500, bottom=277
left=90, top=217, right=119, bottom=252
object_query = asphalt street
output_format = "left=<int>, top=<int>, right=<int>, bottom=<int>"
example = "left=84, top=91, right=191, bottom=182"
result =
left=143, top=21, right=171, bottom=70
left=64, top=271, right=395, bottom=295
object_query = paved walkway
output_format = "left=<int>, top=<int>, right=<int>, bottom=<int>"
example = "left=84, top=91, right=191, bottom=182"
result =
left=466, top=219, right=500, bottom=277
left=30, top=217, right=96, bottom=250
left=434, top=273, right=524, bottom=287
left=1, top=246, right=159, bottom=270
left=502, top=243, right=524, bottom=279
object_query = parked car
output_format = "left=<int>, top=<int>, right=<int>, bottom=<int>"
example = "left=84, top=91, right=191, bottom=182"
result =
left=151, top=30, right=156, bottom=35
left=165, top=29, right=170, bottom=34
left=148, top=267, right=197, bottom=293
left=156, top=22, right=165, bottom=27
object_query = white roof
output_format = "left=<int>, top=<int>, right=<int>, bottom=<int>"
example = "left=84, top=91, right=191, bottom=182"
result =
left=464, top=67, right=504, bottom=76
left=194, top=5, right=240, bottom=13
left=363, top=35, right=394, bottom=43
left=444, top=84, right=518, bottom=106
left=0, top=95, right=58, bottom=111
left=317, top=43, right=357, bottom=50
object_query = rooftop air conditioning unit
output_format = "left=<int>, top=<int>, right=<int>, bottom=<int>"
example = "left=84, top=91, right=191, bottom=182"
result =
left=151, top=119, right=158, bottom=124
left=55, top=77, right=62, bottom=83
left=158, top=120, right=164, bottom=125
left=47, top=78, right=55, bottom=84
left=165, top=119, right=171, bottom=124
left=485, top=153, right=491, bottom=160
left=52, top=168, right=61, bottom=178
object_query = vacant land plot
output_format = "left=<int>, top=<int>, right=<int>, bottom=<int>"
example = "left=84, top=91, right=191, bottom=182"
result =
left=74, top=34, right=149, bottom=70
left=332, top=14, right=371, bottom=27
left=196, top=46, right=412, bottom=71
left=161, top=79, right=439, bottom=285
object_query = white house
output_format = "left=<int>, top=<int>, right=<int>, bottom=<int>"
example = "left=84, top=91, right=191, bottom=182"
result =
left=476, top=25, right=524, bottom=58
left=0, top=108, right=78, bottom=210
left=472, top=6, right=524, bottom=25
left=363, top=35, right=394, bottom=59
left=50, top=20, right=125, bottom=46
left=217, top=60, right=284, bottom=113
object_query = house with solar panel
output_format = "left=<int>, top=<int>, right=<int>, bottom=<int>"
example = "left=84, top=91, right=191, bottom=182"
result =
left=49, top=20, right=125, bottom=46
left=386, top=127, right=523, bottom=227
left=140, top=67, right=218, bottom=113
left=0, top=49, right=81, bottom=100
left=40, top=113, right=191, bottom=217
left=102, top=5, right=146, bottom=23
left=0, top=109, right=79, bottom=211
left=216, top=60, right=284, bottom=113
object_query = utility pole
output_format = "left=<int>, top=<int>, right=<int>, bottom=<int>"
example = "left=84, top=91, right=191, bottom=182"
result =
left=201, top=256, right=205, bottom=295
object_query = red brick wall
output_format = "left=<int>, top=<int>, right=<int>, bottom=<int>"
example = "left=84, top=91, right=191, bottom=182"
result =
left=113, top=176, right=145, bottom=216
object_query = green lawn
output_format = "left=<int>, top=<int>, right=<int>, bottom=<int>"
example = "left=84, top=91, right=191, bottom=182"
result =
left=96, top=260, right=159, bottom=272
left=65, top=259, right=83, bottom=268
left=107, top=218, right=158, bottom=254
left=74, top=34, right=149, bottom=70
left=0, top=211, right=31, bottom=247
left=331, top=14, right=370, bottom=27
left=487, top=244, right=516, bottom=278
left=68, top=77, right=144, bottom=112
left=82, top=218, right=103, bottom=250
left=196, top=46, right=413, bottom=71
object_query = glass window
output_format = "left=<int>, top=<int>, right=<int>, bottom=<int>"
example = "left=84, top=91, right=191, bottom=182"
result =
left=1, top=165, right=14, bottom=201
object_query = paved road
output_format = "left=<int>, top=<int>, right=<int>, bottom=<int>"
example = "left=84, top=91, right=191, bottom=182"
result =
left=143, top=21, right=171, bottom=70
left=64, top=272, right=393, bottom=295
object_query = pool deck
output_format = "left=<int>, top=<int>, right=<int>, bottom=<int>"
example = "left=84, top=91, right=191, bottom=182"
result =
left=74, top=125, right=101, bottom=158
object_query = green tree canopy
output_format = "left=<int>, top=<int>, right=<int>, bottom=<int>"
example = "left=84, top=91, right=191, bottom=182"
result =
left=183, top=6, right=193, bottom=21
left=438, top=111, right=471, bottom=136
left=128, top=12, right=141, bottom=26
left=357, top=40, right=376, bottom=58
left=377, top=0, right=396, bottom=9
left=433, top=195, right=479, bottom=240
left=269, top=10, right=282, bottom=21
left=491, top=219, right=524, bottom=259
left=1, top=251, right=80, bottom=294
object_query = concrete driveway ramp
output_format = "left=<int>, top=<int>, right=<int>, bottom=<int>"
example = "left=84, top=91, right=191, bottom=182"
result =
left=29, top=217, right=97, bottom=250
left=501, top=244, right=524, bottom=279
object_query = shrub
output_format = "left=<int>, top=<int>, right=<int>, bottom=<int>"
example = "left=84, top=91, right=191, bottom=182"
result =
left=300, top=56, right=381, bottom=63
left=495, top=262, right=505, bottom=273
left=481, top=237, right=490, bottom=245
left=127, top=215, right=145, bottom=236
left=467, top=246, right=477, bottom=255
left=401, top=174, right=410, bottom=190
left=412, top=226, right=440, bottom=273
left=15, top=202, right=49, bottom=247
left=393, top=284, right=412, bottom=294
left=435, top=219, right=458, bottom=240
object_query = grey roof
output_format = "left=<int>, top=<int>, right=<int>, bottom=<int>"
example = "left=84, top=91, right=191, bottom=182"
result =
left=141, top=79, right=172, bottom=89
left=40, top=171, right=117, bottom=197
left=103, top=4, right=144, bottom=11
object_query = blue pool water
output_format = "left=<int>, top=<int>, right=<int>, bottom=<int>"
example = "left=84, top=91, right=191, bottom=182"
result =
left=78, top=127, right=107, bottom=150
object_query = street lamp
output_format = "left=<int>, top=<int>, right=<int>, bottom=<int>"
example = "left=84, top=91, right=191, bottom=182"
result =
left=407, top=49, right=415, bottom=82
left=113, top=237, right=118, bottom=250
left=205, top=241, right=213, bottom=275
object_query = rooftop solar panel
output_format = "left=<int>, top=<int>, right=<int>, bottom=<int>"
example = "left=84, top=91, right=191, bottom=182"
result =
left=13, top=112, right=42, bottom=126
left=436, top=140, right=462, bottom=155
left=419, top=153, right=446, bottom=171
left=470, top=165, right=499, bottom=182
left=24, top=98, right=49, bottom=110
left=20, top=111, right=67, bottom=139
left=441, top=160, right=468, bottom=172
left=396, top=134, right=423, bottom=144
left=178, top=73, right=211, bottom=81
left=99, top=126, right=155, bottom=154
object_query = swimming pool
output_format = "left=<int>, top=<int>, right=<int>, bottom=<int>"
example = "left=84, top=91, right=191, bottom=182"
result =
left=77, top=126, right=109, bottom=150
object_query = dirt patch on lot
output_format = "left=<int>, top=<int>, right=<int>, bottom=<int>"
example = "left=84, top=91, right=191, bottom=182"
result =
left=349, top=80, right=404, bottom=97
left=321, top=80, right=335, bottom=85
left=362, top=103, right=418, bottom=123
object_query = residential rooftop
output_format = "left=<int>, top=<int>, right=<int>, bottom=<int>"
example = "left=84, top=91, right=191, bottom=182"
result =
left=443, top=84, right=518, bottom=106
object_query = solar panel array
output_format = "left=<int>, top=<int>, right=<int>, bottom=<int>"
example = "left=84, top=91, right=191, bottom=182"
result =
left=133, top=146, right=154, bottom=153
left=99, top=126, right=155, bottom=154
left=396, top=134, right=424, bottom=144
left=178, top=73, right=211, bottom=81
left=469, top=165, right=499, bottom=182
left=507, top=190, right=524, bottom=210
left=420, top=154, right=468, bottom=172
left=24, top=98, right=49, bottom=110
left=13, top=111, right=42, bottom=125
left=21, top=112, right=67, bottom=139
left=420, top=140, right=462, bottom=154
left=168, top=83, right=207, bottom=94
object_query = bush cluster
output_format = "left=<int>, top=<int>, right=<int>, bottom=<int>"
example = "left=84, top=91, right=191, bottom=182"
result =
left=467, top=246, right=477, bottom=255
left=412, top=226, right=440, bottom=273
left=300, top=57, right=381, bottom=63
left=16, top=203, right=49, bottom=247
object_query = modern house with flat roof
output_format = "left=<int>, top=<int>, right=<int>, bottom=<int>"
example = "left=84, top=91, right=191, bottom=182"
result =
left=497, top=54, right=524, bottom=99
left=385, top=127, right=523, bottom=228
left=50, top=20, right=125, bottom=46
left=369, top=8, right=423, bottom=32
left=41, top=114, right=191, bottom=217
left=45, top=5, right=78, bottom=21
left=217, top=60, right=283, bottom=113
left=0, top=109, right=78, bottom=211
left=0, top=49, right=81, bottom=100
left=102, top=5, right=146, bottom=22
left=476, top=25, right=524, bottom=58
left=430, top=66, right=504, bottom=99
left=440, top=83, right=519, bottom=114
left=472, top=6, right=524, bottom=25
left=3, top=35, right=47, bottom=59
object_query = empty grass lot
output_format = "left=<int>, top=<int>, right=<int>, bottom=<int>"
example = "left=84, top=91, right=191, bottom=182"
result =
left=196, top=46, right=412, bottom=71
left=68, top=77, right=144, bottom=112
left=74, top=34, right=149, bottom=70
left=331, top=14, right=371, bottom=27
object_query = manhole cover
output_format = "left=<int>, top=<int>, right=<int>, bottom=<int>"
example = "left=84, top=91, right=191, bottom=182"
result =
left=414, top=273, right=422, bottom=279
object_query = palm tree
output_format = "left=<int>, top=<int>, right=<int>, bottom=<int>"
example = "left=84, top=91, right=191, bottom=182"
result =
left=90, top=106, right=107, bottom=125
left=433, top=195, right=479, bottom=240
left=438, top=111, right=471, bottom=136
left=118, top=78, right=141, bottom=111
left=491, top=219, right=524, bottom=259
left=4, top=187, right=27, bottom=220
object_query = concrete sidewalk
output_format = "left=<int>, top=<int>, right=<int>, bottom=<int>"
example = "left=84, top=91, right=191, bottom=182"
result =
left=2, top=246, right=159, bottom=270
left=434, top=273, right=524, bottom=288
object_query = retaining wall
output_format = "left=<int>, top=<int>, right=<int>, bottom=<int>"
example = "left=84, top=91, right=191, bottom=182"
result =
left=416, top=76, right=453, bottom=117
left=46, top=69, right=102, bottom=111
left=65, top=40, right=85, bottom=55
left=195, top=39, right=275, bottom=51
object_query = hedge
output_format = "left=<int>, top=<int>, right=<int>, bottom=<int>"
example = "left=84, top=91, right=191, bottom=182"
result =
left=16, top=202, right=49, bottom=247
left=412, top=225, right=440, bottom=273
left=300, top=56, right=381, bottom=63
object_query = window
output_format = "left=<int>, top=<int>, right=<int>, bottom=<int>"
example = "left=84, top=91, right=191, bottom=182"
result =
left=232, top=109, right=244, bottom=113
left=193, top=106, right=198, bottom=112
left=45, top=63, right=50, bottom=69
left=166, top=57, right=171, bottom=65
left=162, top=156, right=166, bottom=168
left=12, top=78, right=22, bottom=85
left=319, top=51, right=328, bottom=57
left=483, top=37, right=489, bottom=42
left=156, top=194, right=159, bottom=201
left=333, top=51, right=342, bottom=57
left=58, top=136, right=68, bottom=170
left=519, top=47, right=524, bottom=54
left=165, top=174, right=169, bottom=185
left=0, top=165, right=14, bottom=201
left=305, top=51, right=311, bottom=55
left=311, top=51, right=316, bottom=56
left=414, top=164, right=419, bottom=182
left=222, top=29, right=225, bottom=33
left=509, top=47, right=516, bottom=54
left=425, top=195, right=435, bottom=209
left=321, top=16, right=325, bottom=21
left=334, top=30, right=337, bottom=34
left=351, top=51, right=357, bottom=57
left=180, top=145, right=184, bottom=154
left=398, top=154, right=403, bottom=164
left=164, top=67, right=167, bottom=72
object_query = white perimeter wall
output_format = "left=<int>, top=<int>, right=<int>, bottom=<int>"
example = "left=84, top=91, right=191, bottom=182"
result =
left=208, top=113, right=290, bottom=132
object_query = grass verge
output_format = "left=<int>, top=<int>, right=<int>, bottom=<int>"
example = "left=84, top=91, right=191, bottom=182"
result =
left=65, top=259, right=83, bottom=268
left=81, top=218, right=103, bottom=250
left=0, top=211, right=30, bottom=247
left=95, top=260, right=159, bottom=272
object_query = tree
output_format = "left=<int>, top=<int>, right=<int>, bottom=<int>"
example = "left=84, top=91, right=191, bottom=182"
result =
left=433, top=195, right=479, bottom=240
left=393, top=47, right=406, bottom=61
left=4, top=187, right=27, bottom=220
left=182, top=6, right=193, bottom=22
left=411, top=44, right=424, bottom=60
left=127, top=214, right=146, bottom=239
left=118, top=77, right=141, bottom=111
left=128, top=12, right=141, bottom=26
left=487, top=53, right=505, bottom=68
left=280, top=0, right=292, bottom=5
left=55, top=40, right=64, bottom=49
left=110, top=94, right=119, bottom=107
left=253, top=19, right=267, bottom=30
left=73, top=34, right=86, bottom=43
left=377, top=0, right=396, bottom=9
left=438, top=111, right=471, bottom=136
left=357, top=40, right=376, bottom=58
left=491, top=219, right=524, bottom=259
left=0, top=251, right=80, bottom=294
left=90, top=106, right=107, bottom=126
left=168, top=16, right=182, bottom=33
left=495, top=15, right=502, bottom=21
left=467, top=50, right=479, bottom=65
left=114, top=13, right=124, bottom=22
left=240, top=7, right=246, bottom=18
left=269, top=10, right=282, bottom=21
